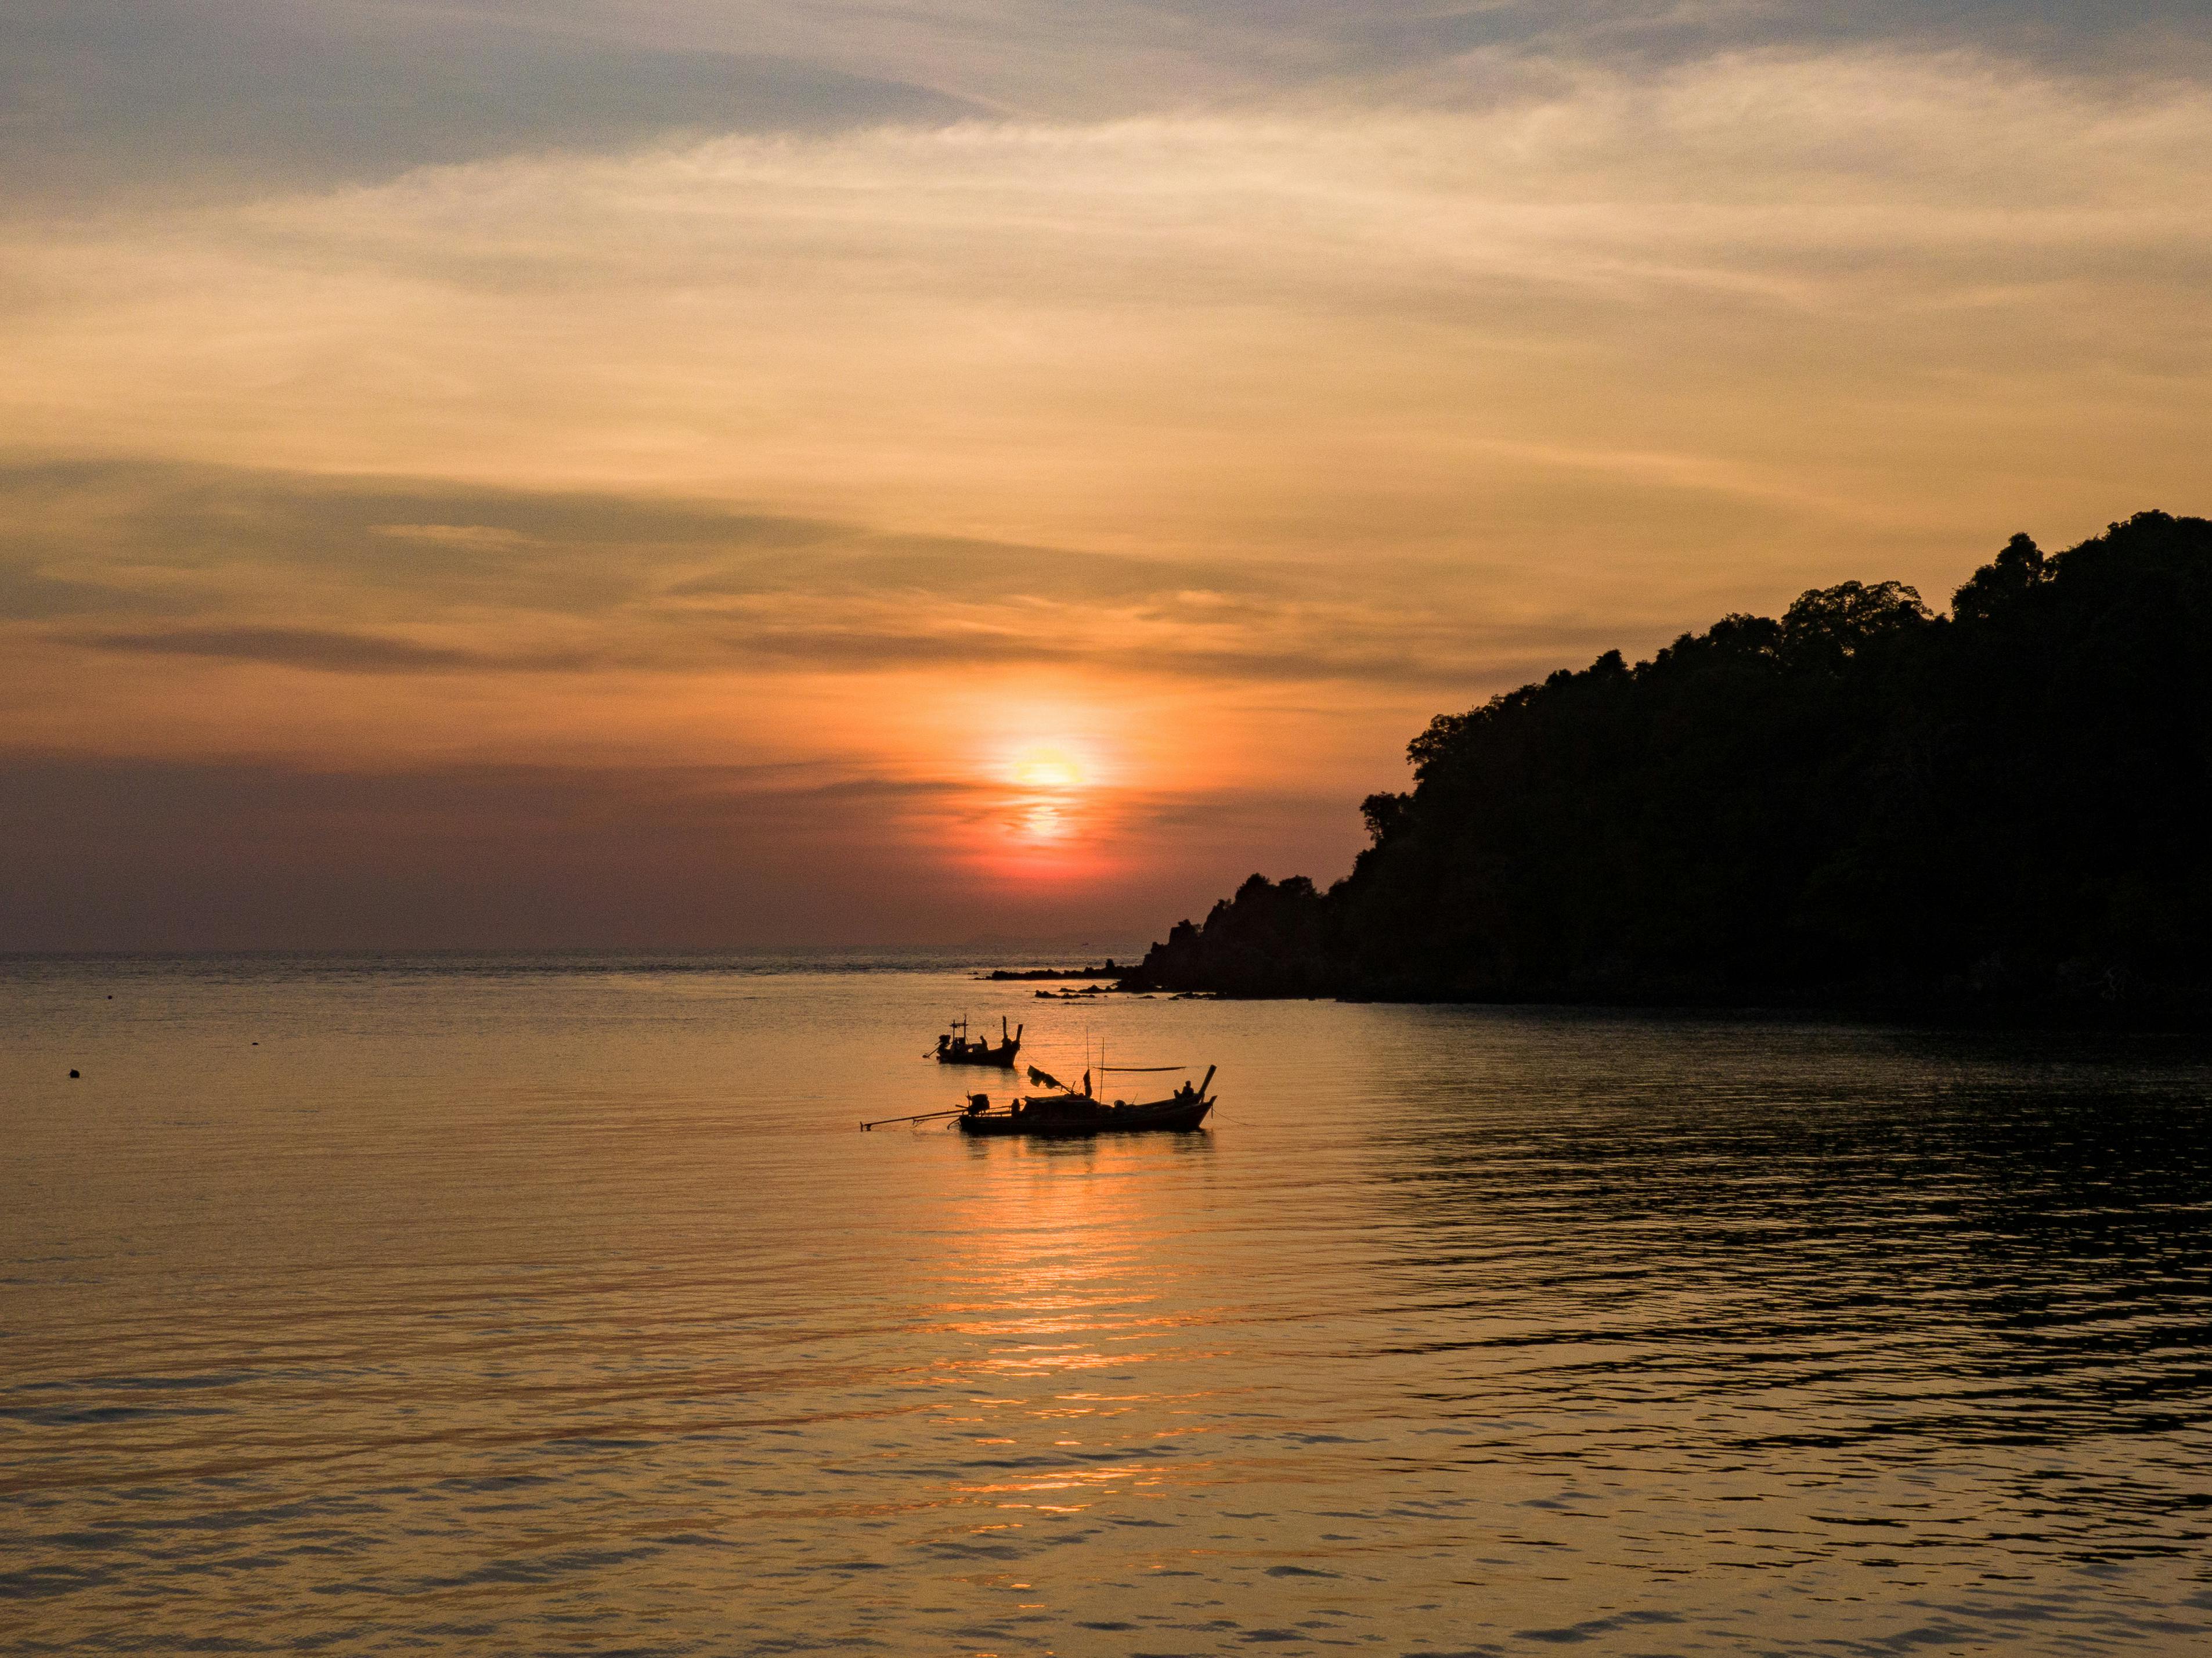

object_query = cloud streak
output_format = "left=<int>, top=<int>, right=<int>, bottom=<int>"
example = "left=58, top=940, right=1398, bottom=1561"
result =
left=8, top=52, right=2205, bottom=554
left=13, top=2, right=2199, bottom=208
left=11, top=459, right=1668, bottom=695
left=0, top=1, right=982, bottom=203
left=68, top=625, right=581, bottom=675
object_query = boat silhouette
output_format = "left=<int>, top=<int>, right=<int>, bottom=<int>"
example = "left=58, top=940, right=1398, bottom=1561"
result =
left=957, top=1065, right=1216, bottom=1137
left=933, top=1017, right=1022, bottom=1068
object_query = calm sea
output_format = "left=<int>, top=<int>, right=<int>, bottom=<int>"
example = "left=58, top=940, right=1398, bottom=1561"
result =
left=3, top=953, right=2209, bottom=1656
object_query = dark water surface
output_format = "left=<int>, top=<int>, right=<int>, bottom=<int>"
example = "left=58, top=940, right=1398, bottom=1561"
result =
left=3, top=955, right=2209, bottom=1655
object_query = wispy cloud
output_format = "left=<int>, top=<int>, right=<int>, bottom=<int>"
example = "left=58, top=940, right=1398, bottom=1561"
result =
left=68, top=625, right=590, bottom=675
left=0, top=1, right=981, bottom=203
left=8, top=53, right=2204, bottom=557
left=11, top=459, right=1668, bottom=693
left=15, top=1, right=2195, bottom=207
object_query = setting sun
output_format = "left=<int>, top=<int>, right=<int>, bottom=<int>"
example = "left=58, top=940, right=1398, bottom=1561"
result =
left=1011, top=747, right=1084, bottom=791
left=991, top=743, right=1102, bottom=870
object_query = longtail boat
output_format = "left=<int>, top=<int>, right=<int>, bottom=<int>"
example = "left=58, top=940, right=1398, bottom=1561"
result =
left=933, top=1017, right=1022, bottom=1068
left=957, top=1066, right=1215, bottom=1137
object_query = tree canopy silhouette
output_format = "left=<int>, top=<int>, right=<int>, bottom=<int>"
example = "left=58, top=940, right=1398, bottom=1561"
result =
left=1131, top=511, right=2212, bottom=1012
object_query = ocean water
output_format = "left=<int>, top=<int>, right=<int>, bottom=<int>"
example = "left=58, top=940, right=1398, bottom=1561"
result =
left=3, top=954, right=2209, bottom=1656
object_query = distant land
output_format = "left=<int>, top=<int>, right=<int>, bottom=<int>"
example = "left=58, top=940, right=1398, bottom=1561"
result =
left=1125, top=511, right=2212, bottom=1019
left=981, top=963, right=1124, bottom=981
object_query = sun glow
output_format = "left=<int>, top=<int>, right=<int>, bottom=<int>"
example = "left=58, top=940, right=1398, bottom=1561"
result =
left=933, top=699, right=1141, bottom=879
left=997, top=743, right=1098, bottom=865
left=1011, top=748, right=1084, bottom=791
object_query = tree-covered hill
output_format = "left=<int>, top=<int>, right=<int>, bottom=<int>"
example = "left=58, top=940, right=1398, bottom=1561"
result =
left=1130, top=511, right=2212, bottom=1012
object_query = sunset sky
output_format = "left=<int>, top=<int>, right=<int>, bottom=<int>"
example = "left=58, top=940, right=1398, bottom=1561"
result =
left=5, top=1, right=2208, bottom=949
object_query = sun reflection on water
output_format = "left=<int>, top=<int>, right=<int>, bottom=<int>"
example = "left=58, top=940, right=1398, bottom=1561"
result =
left=916, top=1140, right=1224, bottom=1529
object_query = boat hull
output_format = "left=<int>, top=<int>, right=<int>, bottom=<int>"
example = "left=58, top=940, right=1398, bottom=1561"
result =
left=957, top=1097, right=1213, bottom=1137
left=936, top=1045, right=1020, bottom=1068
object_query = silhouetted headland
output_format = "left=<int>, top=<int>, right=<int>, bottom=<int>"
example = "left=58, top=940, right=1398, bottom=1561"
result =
left=1124, top=511, right=2212, bottom=1022
left=981, top=961, right=1122, bottom=981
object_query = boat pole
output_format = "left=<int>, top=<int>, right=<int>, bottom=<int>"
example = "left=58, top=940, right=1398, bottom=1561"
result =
left=860, top=1108, right=970, bottom=1131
